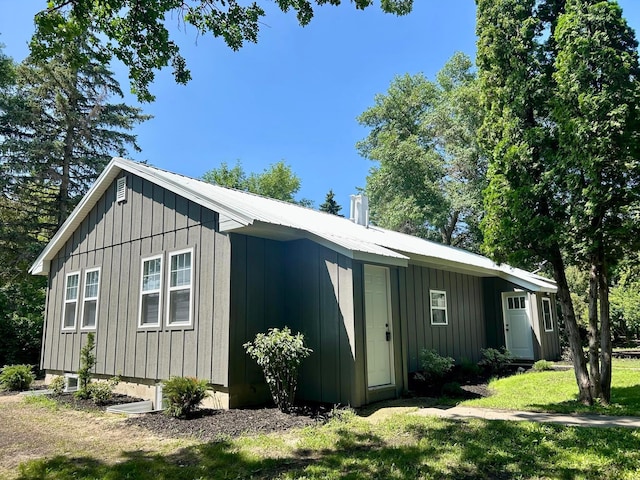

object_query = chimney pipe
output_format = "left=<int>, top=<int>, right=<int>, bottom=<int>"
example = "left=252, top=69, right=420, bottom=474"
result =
left=349, top=194, right=369, bottom=227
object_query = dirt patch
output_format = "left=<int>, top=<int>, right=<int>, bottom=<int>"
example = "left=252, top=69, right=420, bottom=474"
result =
left=127, top=407, right=328, bottom=442
left=460, top=383, right=492, bottom=398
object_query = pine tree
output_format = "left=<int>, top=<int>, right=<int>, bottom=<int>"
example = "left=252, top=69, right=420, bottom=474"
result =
left=319, top=190, right=342, bottom=216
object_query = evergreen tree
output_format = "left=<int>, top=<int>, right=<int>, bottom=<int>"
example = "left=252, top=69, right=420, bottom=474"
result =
left=319, top=190, right=342, bottom=216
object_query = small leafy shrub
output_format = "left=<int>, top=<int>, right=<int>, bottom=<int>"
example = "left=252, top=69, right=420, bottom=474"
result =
left=163, top=376, right=209, bottom=418
left=0, top=364, right=35, bottom=391
left=244, top=326, right=312, bottom=413
left=88, top=376, right=120, bottom=405
left=478, top=347, right=514, bottom=376
left=459, top=357, right=481, bottom=378
left=419, top=349, right=455, bottom=380
left=441, top=381, right=464, bottom=397
left=49, top=376, right=65, bottom=395
left=532, top=360, right=554, bottom=372
left=75, top=333, right=96, bottom=399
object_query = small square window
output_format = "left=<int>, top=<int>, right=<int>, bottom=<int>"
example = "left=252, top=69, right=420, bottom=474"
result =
left=430, top=290, right=448, bottom=326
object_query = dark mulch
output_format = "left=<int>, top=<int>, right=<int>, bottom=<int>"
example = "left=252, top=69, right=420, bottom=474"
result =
left=53, top=392, right=143, bottom=412
left=127, top=405, right=330, bottom=442
left=0, top=383, right=49, bottom=397
left=459, top=383, right=491, bottom=398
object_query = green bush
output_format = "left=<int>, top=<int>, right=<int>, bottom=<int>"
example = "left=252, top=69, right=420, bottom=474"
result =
left=244, top=326, right=312, bottom=413
left=162, top=376, right=209, bottom=418
left=459, top=357, right=481, bottom=377
left=0, top=364, right=35, bottom=391
left=75, top=333, right=96, bottom=400
left=49, top=376, right=65, bottom=395
left=441, top=381, right=464, bottom=397
left=88, top=376, right=120, bottom=405
left=419, top=349, right=455, bottom=380
left=478, top=347, right=514, bottom=376
left=532, top=360, right=554, bottom=372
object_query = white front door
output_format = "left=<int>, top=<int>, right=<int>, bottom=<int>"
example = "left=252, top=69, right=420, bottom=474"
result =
left=364, top=265, right=394, bottom=388
left=503, top=294, right=535, bottom=359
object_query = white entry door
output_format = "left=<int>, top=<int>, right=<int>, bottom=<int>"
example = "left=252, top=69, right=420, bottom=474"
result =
left=364, top=265, right=394, bottom=388
left=503, top=294, right=535, bottom=359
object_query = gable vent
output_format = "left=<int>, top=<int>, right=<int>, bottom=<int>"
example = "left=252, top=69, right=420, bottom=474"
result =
left=116, top=177, right=127, bottom=203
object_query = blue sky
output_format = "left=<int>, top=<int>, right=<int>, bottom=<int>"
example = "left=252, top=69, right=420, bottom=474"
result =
left=1, top=1, right=639, bottom=210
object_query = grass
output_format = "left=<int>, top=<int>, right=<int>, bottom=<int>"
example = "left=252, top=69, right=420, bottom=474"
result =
left=13, top=409, right=640, bottom=479
left=462, top=358, right=640, bottom=416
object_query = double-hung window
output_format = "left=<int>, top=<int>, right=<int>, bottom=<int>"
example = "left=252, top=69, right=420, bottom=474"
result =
left=63, top=272, right=80, bottom=330
left=139, top=256, right=162, bottom=327
left=167, top=249, right=193, bottom=326
left=430, top=290, right=448, bottom=325
left=81, top=268, right=100, bottom=329
left=542, top=297, right=554, bottom=332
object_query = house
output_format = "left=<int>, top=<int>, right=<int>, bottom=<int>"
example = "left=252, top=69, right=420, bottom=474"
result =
left=30, top=157, right=561, bottom=408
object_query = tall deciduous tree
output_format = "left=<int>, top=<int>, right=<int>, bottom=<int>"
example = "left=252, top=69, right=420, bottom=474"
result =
left=477, top=0, right=640, bottom=404
left=202, top=160, right=312, bottom=206
left=319, top=190, right=342, bottom=216
left=32, top=0, right=414, bottom=101
left=357, top=53, right=485, bottom=250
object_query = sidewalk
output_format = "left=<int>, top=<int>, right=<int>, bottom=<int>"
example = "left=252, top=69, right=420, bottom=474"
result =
left=413, top=405, right=640, bottom=428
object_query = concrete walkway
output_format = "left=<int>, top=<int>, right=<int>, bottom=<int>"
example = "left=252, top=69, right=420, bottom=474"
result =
left=413, top=405, right=640, bottom=429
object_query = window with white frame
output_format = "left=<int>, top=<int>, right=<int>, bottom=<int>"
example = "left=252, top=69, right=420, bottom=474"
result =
left=167, top=249, right=193, bottom=326
left=542, top=297, right=554, bottom=332
left=430, top=290, right=448, bottom=325
left=139, top=256, right=162, bottom=327
left=81, top=268, right=100, bottom=329
left=63, top=272, right=80, bottom=330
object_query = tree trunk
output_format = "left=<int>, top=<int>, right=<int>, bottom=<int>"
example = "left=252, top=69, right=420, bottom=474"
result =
left=587, top=261, right=602, bottom=399
left=549, top=248, right=593, bottom=404
left=599, top=258, right=612, bottom=403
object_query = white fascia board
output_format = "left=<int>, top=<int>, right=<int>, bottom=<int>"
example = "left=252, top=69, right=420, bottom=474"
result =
left=499, top=272, right=557, bottom=293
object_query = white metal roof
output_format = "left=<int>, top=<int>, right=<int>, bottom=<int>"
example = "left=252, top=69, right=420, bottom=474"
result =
left=30, top=158, right=557, bottom=293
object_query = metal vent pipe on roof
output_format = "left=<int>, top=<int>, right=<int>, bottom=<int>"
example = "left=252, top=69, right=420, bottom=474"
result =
left=350, top=194, right=369, bottom=227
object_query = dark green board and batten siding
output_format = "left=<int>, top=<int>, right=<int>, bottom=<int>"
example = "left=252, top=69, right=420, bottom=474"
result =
left=228, top=237, right=363, bottom=407
left=41, top=173, right=231, bottom=386
left=399, top=264, right=487, bottom=372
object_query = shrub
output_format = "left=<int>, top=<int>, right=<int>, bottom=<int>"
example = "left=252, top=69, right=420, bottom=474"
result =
left=478, top=347, right=514, bottom=376
left=88, top=376, right=120, bottom=405
left=419, top=349, right=455, bottom=380
left=244, top=326, right=312, bottom=413
left=75, top=333, right=96, bottom=399
left=532, top=360, right=554, bottom=372
left=162, top=376, right=209, bottom=418
left=0, top=364, right=35, bottom=391
left=49, top=376, right=65, bottom=395
left=441, top=381, right=464, bottom=397
left=459, top=357, right=481, bottom=378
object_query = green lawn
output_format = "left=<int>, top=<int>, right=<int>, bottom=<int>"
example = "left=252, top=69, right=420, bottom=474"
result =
left=462, top=359, right=640, bottom=416
left=16, top=410, right=640, bottom=479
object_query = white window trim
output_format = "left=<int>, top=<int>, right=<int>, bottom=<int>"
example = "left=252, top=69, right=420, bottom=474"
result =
left=430, top=289, right=448, bottom=326
left=138, top=254, right=163, bottom=328
left=80, top=267, right=101, bottom=331
left=542, top=297, right=554, bottom=332
left=62, top=271, right=80, bottom=331
left=166, top=248, right=194, bottom=327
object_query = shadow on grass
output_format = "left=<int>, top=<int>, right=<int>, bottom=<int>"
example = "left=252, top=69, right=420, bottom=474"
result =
left=529, top=385, right=640, bottom=416
left=17, top=415, right=640, bottom=480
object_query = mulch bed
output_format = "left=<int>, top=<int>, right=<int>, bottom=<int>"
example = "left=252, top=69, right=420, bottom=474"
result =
left=53, top=392, right=143, bottom=412
left=126, top=406, right=330, bottom=442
